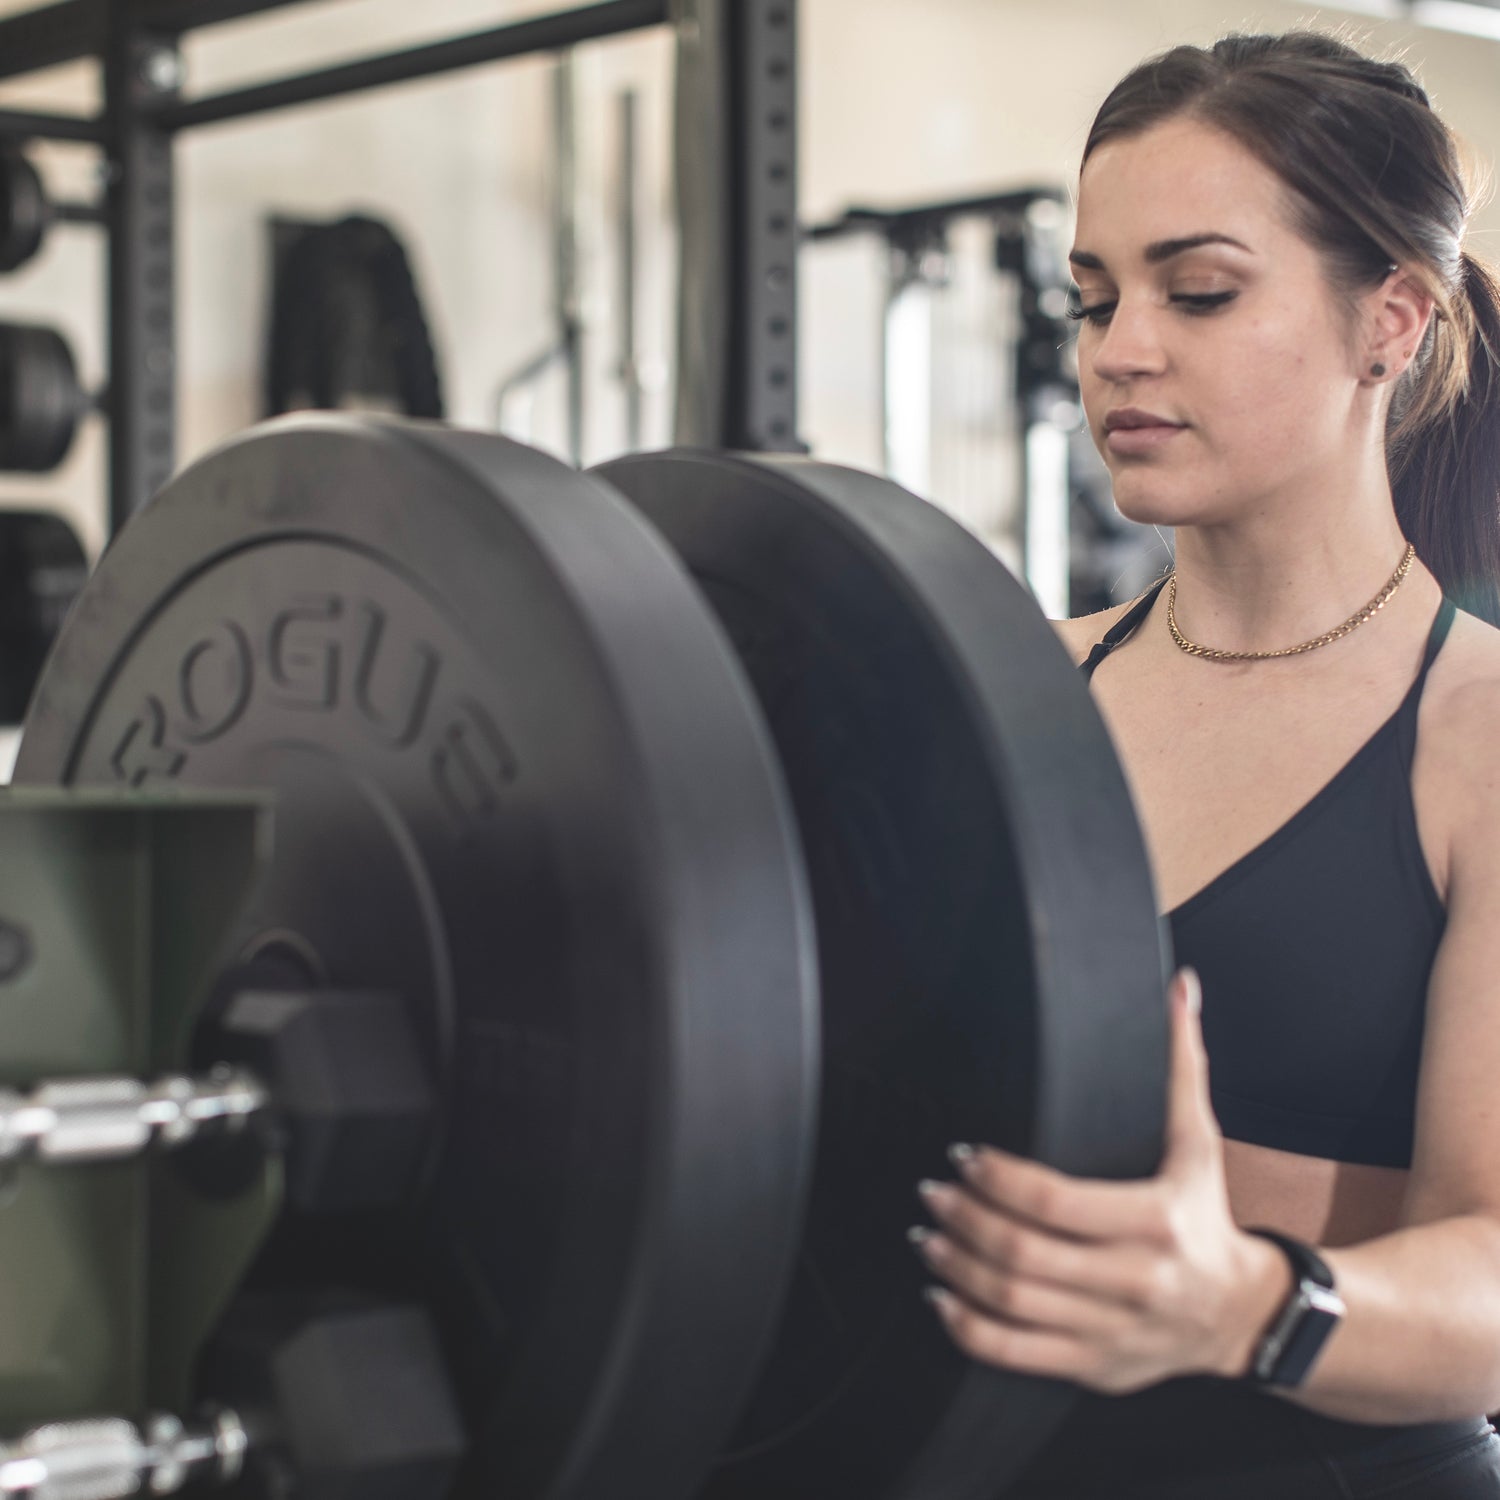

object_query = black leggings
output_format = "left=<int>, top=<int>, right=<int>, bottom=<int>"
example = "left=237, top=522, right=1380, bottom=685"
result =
left=1004, top=1377, right=1500, bottom=1498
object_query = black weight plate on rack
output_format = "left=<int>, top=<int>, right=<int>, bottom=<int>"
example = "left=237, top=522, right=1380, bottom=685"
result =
left=0, top=323, right=81, bottom=473
left=595, top=450, right=1169, bottom=1500
left=16, top=416, right=819, bottom=1500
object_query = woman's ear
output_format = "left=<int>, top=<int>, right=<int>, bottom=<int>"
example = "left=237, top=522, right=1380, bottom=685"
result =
left=1364, top=268, right=1435, bottom=381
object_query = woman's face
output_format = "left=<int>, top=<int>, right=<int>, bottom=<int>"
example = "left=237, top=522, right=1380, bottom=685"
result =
left=1072, top=115, right=1365, bottom=528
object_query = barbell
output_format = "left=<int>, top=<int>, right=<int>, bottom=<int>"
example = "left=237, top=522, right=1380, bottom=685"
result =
left=4, top=414, right=1168, bottom=1500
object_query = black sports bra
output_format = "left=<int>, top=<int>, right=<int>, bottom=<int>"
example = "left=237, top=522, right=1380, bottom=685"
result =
left=1080, top=579, right=1456, bottom=1168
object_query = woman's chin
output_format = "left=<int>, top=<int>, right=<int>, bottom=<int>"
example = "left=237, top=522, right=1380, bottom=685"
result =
left=1108, top=481, right=1199, bottom=530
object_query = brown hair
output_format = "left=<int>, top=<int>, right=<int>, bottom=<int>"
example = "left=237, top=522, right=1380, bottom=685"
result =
left=1084, top=32, right=1500, bottom=623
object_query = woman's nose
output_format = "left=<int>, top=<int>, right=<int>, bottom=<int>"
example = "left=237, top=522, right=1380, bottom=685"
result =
left=1088, top=302, right=1168, bottom=384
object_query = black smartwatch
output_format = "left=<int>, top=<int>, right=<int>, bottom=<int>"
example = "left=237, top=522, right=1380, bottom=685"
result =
left=1243, top=1228, right=1346, bottom=1388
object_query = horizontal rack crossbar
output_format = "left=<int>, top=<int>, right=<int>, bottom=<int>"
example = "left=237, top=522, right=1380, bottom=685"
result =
left=157, top=0, right=671, bottom=132
left=0, top=106, right=104, bottom=143
left=0, top=0, right=324, bottom=83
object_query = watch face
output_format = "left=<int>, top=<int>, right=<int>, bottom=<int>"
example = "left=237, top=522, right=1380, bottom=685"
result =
left=1307, top=1284, right=1347, bottom=1319
left=1273, top=1282, right=1347, bottom=1386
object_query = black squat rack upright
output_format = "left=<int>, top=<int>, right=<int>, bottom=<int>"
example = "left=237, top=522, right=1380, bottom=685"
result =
left=0, top=0, right=801, bottom=535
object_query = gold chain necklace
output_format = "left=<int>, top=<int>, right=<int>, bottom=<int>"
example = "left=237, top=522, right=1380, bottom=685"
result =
left=1166, top=544, right=1417, bottom=662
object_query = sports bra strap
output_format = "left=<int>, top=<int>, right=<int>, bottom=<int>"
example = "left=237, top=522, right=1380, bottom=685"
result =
left=1394, top=595, right=1457, bottom=769
left=1078, top=577, right=1169, bottom=681
left=1418, top=595, right=1457, bottom=673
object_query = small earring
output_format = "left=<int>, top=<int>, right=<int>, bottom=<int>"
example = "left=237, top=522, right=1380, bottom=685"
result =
left=1371, top=362, right=1387, bottom=377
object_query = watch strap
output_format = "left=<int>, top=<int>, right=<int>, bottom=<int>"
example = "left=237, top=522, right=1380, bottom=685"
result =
left=1243, top=1227, right=1346, bottom=1387
left=1246, top=1227, right=1336, bottom=1289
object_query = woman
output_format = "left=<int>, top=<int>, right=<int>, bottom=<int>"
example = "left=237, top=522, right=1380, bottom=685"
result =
left=912, top=32, right=1500, bottom=1498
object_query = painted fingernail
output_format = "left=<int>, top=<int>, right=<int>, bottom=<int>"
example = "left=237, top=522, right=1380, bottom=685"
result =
left=907, top=1224, right=933, bottom=1246
left=917, top=1178, right=950, bottom=1207
left=1180, top=967, right=1202, bottom=1015
left=948, top=1142, right=977, bottom=1170
left=923, top=1285, right=958, bottom=1315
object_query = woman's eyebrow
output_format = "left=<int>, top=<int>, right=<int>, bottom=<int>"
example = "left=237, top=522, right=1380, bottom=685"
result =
left=1068, top=232, right=1254, bottom=270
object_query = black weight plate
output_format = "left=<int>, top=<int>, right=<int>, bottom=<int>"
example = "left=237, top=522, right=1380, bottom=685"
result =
left=0, top=150, right=47, bottom=275
left=16, top=416, right=819, bottom=1500
left=594, top=450, right=1169, bottom=1500
left=0, top=323, right=80, bottom=472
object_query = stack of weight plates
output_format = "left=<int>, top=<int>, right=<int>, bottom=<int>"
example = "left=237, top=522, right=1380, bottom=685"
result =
left=16, top=416, right=1167, bottom=1500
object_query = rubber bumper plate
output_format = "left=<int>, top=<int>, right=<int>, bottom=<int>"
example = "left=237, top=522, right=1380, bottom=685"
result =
left=595, top=450, right=1170, bottom=1500
left=16, top=416, right=819, bottom=1500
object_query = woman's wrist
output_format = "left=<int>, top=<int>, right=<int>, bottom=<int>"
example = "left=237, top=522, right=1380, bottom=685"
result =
left=1216, top=1230, right=1297, bottom=1378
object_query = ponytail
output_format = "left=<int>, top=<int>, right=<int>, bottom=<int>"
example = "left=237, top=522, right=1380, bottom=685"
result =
left=1392, top=251, right=1500, bottom=625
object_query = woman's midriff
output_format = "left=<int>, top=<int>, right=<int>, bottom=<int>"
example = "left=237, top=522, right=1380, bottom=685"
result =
left=1223, top=1136, right=1409, bottom=1247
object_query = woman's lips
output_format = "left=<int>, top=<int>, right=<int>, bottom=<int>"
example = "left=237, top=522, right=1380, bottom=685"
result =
left=1105, top=422, right=1187, bottom=457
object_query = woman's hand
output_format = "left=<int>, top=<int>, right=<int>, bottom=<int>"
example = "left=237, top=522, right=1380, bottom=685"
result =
left=915, top=968, right=1290, bottom=1395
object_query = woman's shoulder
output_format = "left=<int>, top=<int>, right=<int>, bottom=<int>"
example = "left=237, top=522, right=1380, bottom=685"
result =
left=1414, top=607, right=1500, bottom=866
left=1050, top=596, right=1152, bottom=668
left=1423, top=605, right=1500, bottom=739
left=1413, top=606, right=1500, bottom=937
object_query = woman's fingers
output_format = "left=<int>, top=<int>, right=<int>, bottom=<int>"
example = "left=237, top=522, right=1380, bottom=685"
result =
left=948, top=1146, right=1170, bottom=1244
left=912, top=1227, right=1141, bottom=1334
left=919, top=1179, right=1167, bottom=1309
left=923, top=1287, right=1100, bottom=1384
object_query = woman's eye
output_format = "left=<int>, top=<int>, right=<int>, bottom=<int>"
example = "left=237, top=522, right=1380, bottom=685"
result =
left=1065, top=298, right=1115, bottom=326
left=1063, top=289, right=1237, bottom=326
left=1172, top=291, right=1238, bottom=314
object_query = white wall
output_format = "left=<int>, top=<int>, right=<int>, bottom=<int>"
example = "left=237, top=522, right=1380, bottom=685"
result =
left=801, top=1, right=1500, bottom=223
left=0, top=0, right=1493, bottom=557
